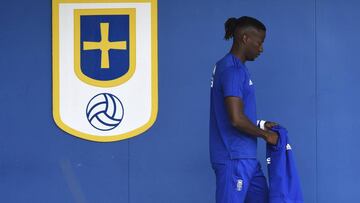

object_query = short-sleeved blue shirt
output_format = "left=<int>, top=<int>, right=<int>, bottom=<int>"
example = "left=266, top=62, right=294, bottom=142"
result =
left=210, top=53, right=258, bottom=163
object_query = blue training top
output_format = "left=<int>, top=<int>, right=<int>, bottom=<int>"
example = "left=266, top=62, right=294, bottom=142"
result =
left=266, top=126, right=304, bottom=203
left=210, top=53, right=258, bottom=163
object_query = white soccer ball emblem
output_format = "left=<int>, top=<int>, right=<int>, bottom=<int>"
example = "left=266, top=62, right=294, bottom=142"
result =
left=86, top=93, right=124, bottom=131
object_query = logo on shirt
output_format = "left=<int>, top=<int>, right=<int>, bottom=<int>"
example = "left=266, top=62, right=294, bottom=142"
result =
left=286, top=144, right=292, bottom=150
left=236, top=179, right=243, bottom=191
left=52, top=0, right=158, bottom=142
left=267, top=157, right=271, bottom=165
left=210, top=65, right=217, bottom=88
left=249, top=79, right=253, bottom=86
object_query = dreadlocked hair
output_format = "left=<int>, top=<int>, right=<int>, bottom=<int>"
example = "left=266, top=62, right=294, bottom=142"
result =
left=224, top=16, right=266, bottom=40
left=224, top=17, right=238, bottom=40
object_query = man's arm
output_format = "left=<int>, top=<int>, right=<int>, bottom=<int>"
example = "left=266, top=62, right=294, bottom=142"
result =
left=257, top=120, right=279, bottom=131
left=225, top=96, right=278, bottom=145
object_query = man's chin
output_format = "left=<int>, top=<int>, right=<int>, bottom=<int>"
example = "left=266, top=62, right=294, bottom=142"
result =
left=250, top=55, right=260, bottom=61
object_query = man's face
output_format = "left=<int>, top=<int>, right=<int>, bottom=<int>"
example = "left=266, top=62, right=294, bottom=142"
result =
left=244, top=29, right=266, bottom=61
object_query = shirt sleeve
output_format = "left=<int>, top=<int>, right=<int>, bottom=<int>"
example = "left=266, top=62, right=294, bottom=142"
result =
left=220, top=67, right=246, bottom=99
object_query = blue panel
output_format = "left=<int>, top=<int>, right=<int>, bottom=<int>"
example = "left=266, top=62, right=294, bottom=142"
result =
left=317, top=1, right=360, bottom=202
left=0, top=1, right=129, bottom=202
left=253, top=2, right=317, bottom=203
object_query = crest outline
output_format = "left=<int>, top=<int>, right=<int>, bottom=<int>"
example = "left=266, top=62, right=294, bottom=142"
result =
left=52, top=0, right=158, bottom=142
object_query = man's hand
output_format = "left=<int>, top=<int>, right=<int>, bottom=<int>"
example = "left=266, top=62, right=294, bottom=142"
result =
left=264, top=121, right=278, bottom=131
left=264, top=131, right=278, bottom=145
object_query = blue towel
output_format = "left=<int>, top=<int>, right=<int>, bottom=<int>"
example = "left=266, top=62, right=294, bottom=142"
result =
left=266, top=126, right=304, bottom=203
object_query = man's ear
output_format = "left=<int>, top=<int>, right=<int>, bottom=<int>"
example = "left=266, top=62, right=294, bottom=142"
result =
left=241, top=33, right=248, bottom=45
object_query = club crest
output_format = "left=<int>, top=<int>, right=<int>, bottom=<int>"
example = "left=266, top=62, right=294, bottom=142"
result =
left=52, top=0, right=158, bottom=142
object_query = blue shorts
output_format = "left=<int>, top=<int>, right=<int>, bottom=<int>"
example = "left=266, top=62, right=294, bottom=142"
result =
left=212, top=159, right=268, bottom=203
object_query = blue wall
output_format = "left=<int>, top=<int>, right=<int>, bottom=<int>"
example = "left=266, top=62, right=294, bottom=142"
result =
left=1, top=0, right=359, bottom=202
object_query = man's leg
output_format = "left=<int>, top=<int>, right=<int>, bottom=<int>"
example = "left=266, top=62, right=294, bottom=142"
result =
left=245, top=162, right=269, bottom=203
left=212, top=159, right=258, bottom=203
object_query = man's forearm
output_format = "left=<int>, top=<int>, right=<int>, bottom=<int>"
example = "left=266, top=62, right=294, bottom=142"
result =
left=231, top=114, right=268, bottom=140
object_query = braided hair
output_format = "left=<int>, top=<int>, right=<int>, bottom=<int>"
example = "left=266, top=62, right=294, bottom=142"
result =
left=224, top=16, right=266, bottom=40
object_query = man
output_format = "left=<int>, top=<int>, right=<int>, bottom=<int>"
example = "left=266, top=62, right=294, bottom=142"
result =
left=210, top=16, right=278, bottom=203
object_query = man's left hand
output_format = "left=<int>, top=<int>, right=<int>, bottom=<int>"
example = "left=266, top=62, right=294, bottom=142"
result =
left=265, top=121, right=279, bottom=131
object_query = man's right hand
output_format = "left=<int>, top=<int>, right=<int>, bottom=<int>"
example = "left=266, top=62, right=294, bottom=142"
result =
left=264, top=131, right=278, bottom=145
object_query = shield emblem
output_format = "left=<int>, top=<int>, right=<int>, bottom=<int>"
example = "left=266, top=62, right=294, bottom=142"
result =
left=52, top=0, right=158, bottom=142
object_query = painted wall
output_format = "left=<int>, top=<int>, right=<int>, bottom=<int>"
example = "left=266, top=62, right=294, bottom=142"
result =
left=1, top=0, right=359, bottom=202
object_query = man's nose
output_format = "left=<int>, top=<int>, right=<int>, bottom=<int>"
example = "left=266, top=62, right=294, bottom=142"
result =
left=259, top=46, right=264, bottom=53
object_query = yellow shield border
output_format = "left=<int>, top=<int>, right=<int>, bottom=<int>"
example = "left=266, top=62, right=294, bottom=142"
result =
left=74, top=8, right=136, bottom=87
left=52, top=0, right=158, bottom=142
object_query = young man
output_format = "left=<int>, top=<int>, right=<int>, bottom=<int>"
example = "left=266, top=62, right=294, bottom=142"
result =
left=210, top=16, right=278, bottom=203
